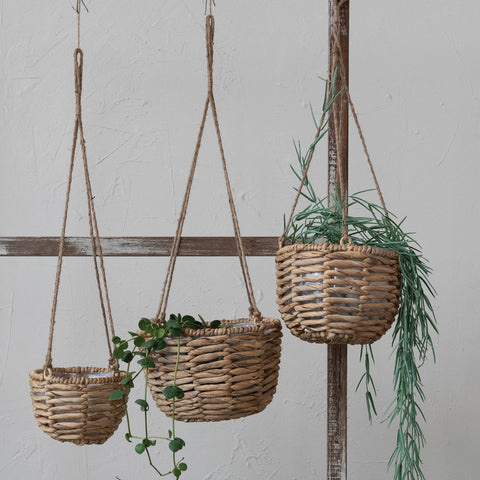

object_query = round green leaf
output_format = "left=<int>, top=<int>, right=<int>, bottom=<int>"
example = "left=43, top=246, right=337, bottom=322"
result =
left=154, top=327, right=166, bottom=338
left=143, top=339, right=155, bottom=349
left=166, top=317, right=181, bottom=330
left=109, top=389, right=125, bottom=401
left=153, top=338, right=167, bottom=351
left=135, top=443, right=145, bottom=454
left=163, top=386, right=181, bottom=400
left=175, top=387, right=185, bottom=400
left=135, top=399, right=149, bottom=411
left=178, top=463, right=188, bottom=472
left=171, top=329, right=182, bottom=338
left=113, top=347, right=124, bottom=359
left=138, top=357, right=155, bottom=369
left=138, top=318, right=151, bottom=331
left=169, top=437, right=185, bottom=453
left=120, top=376, right=134, bottom=388
left=112, top=336, right=122, bottom=344
left=122, top=350, right=134, bottom=363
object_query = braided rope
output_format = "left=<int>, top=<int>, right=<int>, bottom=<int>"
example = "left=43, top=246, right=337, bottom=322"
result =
left=155, top=15, right=261, bottom=324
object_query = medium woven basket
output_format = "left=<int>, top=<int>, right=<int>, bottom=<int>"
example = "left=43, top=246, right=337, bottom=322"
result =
left=148, top=317, right=282, bottom=422
left=29, top=366, right=128, bottom=445
left=276, top=242, right=401, bottom=344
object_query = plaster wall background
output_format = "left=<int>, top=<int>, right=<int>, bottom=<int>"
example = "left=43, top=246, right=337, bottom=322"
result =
left=0, top=1, right=478, bottom=479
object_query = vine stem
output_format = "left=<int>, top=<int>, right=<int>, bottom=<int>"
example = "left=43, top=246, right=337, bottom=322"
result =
left=171, top=337, right=182, bottom=469
left=115, top=320, right=191, bottom=478
left=143, top=358, right=172, bottom=477
left=124, top=354, right=133, bottom=437
left=144, top=366, right=149, bottom=439
left=146, top=447, right=170, bottom=477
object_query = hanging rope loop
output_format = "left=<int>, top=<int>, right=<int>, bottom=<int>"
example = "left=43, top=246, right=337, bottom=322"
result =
left=155, top=14, right=262, bottom=327
left=74, top=48, right=84, bottom=119
left=206, top=15, right=215, bottom=96
left=249, top=305, right=262, bottom=324
left=278, top=108, right=329, bottom=248
left=331, top=0, right=348, bottom=232
left=331, top=0, right=388, bottom=217
left=204, top=0, right=216, bottom=16
left=339, top=234, right=353, bottom=247
left=279, top=0, right=390, bottom=249
left=43, top=16, right=118, bottom=371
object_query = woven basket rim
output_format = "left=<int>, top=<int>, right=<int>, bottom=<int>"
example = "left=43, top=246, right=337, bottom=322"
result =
left=29, top=366, right=124, bottom=385
left=152, top=316, right=281, bottom=338
left=277, top=241, right=398, bottom=259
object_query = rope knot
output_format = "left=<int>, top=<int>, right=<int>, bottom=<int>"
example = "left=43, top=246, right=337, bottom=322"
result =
left=109, top=356, right=119, bottom=372
left=249, top=306, right=262, bottom=325
left=205, top=15, right=215, bottom=95
left=74, top=48, right=84, bottom=117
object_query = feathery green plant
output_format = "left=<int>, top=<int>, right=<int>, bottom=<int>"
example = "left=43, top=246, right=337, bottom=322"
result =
left=285, top=89, right=437, bottom=480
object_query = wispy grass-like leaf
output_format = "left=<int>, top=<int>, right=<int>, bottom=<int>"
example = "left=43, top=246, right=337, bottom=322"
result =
left=285, top=140, right=437, bottom=480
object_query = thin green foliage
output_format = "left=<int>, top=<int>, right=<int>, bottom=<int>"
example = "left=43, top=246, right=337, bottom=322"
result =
left=111, top=314, right=228, bottom=479
left=285, top=77, right=437, bottom=480
left=357, top=345, right=377, bottom=423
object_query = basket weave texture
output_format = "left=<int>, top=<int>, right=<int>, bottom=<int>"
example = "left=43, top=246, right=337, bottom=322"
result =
left=148, top=318, right=282, bottom=422
left=29, top=366, right=128, bottom=445
left=276, top=242, right=401, bottom=344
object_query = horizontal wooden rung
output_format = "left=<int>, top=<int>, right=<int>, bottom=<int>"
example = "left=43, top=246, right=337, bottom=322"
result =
left=0, top=236, right=280, bottom=257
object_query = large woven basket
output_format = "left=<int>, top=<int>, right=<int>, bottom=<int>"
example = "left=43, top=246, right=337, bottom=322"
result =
left=148, top=318, right=282, bottom=422
left=29, top=366, right=128, bottom=445
left=276, top=242, right=401, bottom=344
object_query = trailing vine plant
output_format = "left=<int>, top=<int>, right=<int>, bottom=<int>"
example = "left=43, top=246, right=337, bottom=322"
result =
left=285, top=79, right=438, bottom=480
left=110, top=314, right=229, bottom=479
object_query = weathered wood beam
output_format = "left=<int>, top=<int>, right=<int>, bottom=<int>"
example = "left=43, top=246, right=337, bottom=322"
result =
left=327, top=1, right=349, bottom=480
left=0, top=236, right=279, bottom=257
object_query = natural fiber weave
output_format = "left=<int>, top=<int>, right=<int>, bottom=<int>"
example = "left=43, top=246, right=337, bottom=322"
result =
left=148, top=318, right=282, bottom=422
left=29, top=367, right=127, bottom=445
left=276, top=242, right=401, bottom=344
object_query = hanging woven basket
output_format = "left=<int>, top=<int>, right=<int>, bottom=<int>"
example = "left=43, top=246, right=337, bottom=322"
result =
left=148, top=317, right=282, bottom=422
left=276, top=240, right=401, bottom=344
left=29, top=367, right=128, bottom=445
left=276, top=38, right=402, bottom=345
left=146, top=16, right=282, bottom=422
left=30, top=49, right=127, bottom=445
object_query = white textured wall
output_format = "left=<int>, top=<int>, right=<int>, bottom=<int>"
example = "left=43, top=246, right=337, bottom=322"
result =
left=1, top=1, right=479, bottom=479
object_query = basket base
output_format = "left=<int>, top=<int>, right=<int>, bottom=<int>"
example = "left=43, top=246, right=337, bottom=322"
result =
left=147, top=317, right=282, bottom=422
left=151, top=393, right=277, bottom=423
left=29, top=367, right=128, bottom=446
left=287, top=324, right=388, bottom=345
left=276, top=242, right=401, bottom=346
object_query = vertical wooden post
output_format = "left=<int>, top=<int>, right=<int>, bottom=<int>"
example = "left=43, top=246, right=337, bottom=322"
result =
left=327, top=1, right=349, bottom=480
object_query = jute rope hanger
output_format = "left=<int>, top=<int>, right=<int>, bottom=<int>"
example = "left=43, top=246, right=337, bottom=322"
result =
left=44, top=1, right=117, bottom=371
left=279, top=0, right=389, bottom=248
left=204, top=0, right=216, bottom=16
left=154, top=13, right=262, bottom=325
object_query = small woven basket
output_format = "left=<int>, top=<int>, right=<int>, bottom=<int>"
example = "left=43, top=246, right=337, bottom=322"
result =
left=276, top=241, right=401, bottom=344
left=29, top=366, right=128, bottom=445
left=148, top=317, right=282, bottom=422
